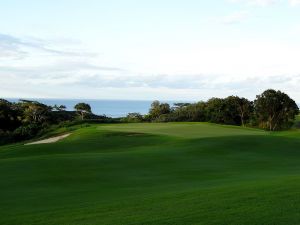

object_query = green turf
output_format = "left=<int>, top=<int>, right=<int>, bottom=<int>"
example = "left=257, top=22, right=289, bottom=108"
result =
left=100, top=122, right=265, bottom=138
left=1, top=123, right=300, bottom=225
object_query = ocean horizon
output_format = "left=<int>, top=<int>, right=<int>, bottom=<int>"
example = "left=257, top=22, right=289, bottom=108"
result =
left=6, top=98, right=300, bottom=118
left=6, top=98, right=181, bottom=118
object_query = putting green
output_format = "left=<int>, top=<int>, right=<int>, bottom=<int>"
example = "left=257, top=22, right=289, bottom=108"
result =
left=100, top=122, right=265, bottom=138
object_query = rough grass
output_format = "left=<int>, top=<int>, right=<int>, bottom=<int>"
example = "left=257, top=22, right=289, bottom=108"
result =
left=1, top=123, right=300, bottom=225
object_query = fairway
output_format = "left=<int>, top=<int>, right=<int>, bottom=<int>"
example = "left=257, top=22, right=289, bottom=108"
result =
left=1, top=123, right=300, bottom=225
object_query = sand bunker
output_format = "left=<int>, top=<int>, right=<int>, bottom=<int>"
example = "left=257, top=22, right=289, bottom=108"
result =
left=25, top=133, right=71, bottom=145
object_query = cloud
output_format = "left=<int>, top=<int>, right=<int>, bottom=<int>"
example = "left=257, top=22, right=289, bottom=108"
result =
left=0, top=34, right=28, bottom=59
left=228, top=0, right=279, bottom=6
left=0, top=33, right=96, bottom=60
left=2, top=69, right=300, bottom=101
left=0, top=60, right=126, bottom=89
left=228, top=0, right=300, bottom=7
left=289, top=0, right=300, bottom=6
left=1, top=59, right=299, bottom=94
left=222, top=11, right=250, bottom=24
left=1, top=32, right=300, bottom=102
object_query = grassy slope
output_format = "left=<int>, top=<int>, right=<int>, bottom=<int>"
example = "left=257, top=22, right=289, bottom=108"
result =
left=1, top=123, right=300, bottom=224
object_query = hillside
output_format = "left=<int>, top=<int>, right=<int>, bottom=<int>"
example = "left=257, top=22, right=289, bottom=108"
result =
left=1, top=123, right=300, bottom=225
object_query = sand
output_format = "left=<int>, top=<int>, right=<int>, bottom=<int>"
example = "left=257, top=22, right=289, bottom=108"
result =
left=25, top=133, right=71, bottom=145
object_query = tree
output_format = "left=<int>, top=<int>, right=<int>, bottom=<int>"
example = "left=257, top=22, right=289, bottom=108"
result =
left=171, top=102, right=207, bottom=122
left=171, top=103, right=191, bottom=121
left=149, top=100, right=161, bottom=119
left=52, top=104, right=66, bottom=111
left=74, top=103, right=92, bottom=120
left=0, top=99, right=21, bottom=131
left=58, top=105, right=67, bottom=111
left=224, top=96, right=253, bottom=126
left=235, top=97, right=253, bottom=127
left=254, top=89, right=299, bottom=131
left=223, top=96, right=241, bottom=125
left=206, top=98, right=226, bottom=123
left=149, top=101, right=171, bottom=120
left=173, top=103, right=191, bottom=110
left=19, top=100, right=51, bottom=124
left=160, top=103, right=171, bottom=114
left=123, top=113, right=143, bottom=123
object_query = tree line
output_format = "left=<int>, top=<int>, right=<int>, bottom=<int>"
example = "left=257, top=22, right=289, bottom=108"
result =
left=123, top=89, right=299, bottom=131
left=1, top=89, right=299, bottom=145
left=0, top=100, right=106, bottom=145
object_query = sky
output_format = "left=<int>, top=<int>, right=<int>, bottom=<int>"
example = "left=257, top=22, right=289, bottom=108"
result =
left=1, top=0, right=300, bottom=101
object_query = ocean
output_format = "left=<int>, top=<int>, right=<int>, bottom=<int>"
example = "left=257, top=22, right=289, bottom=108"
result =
left=6, top=99, right=178, bottom=118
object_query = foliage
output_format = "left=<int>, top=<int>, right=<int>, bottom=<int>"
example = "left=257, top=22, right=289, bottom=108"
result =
left=0, top=89, right=298, bottom=146
left=170, top=102, right=207, bottom=122
left=74, top=102, right=92, bottom=120
left=148, top=100, right=171, bottom=120
left=206, top=98, right=226, bottom=124
left=12, top=124, right=42, bottom=141
left=121, top=113, right=144, bottom=123
left=52, top=104, right=67, bottom=111
left=18, top=100, right=52, bottom=124
left=146, top=90, right=296, bottom=131
left=254, top=89, right=299, bottom=131
left=0, top=99, right=22, bottom=131
left=223, top=96, right=253, bottom=126
left=0, top=99, right=112, bottom=145
left=293, top=115, right=300, bottom=128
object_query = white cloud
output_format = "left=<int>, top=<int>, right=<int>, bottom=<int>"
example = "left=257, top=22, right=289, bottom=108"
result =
left=222, top=11, right=250, bottom=24
left=289, top=0, right=300, bottom=6
left=0, top=33, right=97, bottom=60
left=1, top=33, right=300, bottom=102
left=228, top=0, right=279, bottom=6
left=229, top=0, right=300, bottom=7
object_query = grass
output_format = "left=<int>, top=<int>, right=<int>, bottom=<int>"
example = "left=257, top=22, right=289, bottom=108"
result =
left=100, top=122, right=265, bottom=138
left=1, top=122, right=300, bottom=224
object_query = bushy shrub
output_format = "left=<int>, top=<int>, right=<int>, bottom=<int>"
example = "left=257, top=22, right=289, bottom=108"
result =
left=0, top=130, right=13, bottom=145
left=294, top=121, right=300, bottom=129
left=121, top=113, right=144, bottom=123
left=152, top=114, right=171, bottom=122
left=13, top=124, right=41, bottom=141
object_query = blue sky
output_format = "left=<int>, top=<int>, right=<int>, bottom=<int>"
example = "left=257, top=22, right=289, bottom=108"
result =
left=1, top=0, right=300, bottom=101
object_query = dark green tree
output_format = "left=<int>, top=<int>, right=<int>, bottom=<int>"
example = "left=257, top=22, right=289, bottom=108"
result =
left=58, top=105, right=67, bottom=111
left=19, top=100, right=51, bottom=124
left=149, top=101, right=171, bottom=120
left=206, top=98, right=226, bottom=124
left=52, top=104, right=67, bottom=111
left=123, top=113, right=143, bottom=123
left=224, top=96, right=253, bottom=126
left=171, top=102, right=207, bottom=122
left=0, top=99, right=21, bottom=131
left=74, top=103, right=92, bottom=120
left=254, top=89, right=299, bottom=131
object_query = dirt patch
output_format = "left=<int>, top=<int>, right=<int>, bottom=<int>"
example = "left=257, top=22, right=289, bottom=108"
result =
left=25, top=133, right=71, bottom=145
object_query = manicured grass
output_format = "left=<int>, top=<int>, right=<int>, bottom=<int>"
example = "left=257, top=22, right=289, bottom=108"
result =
left=1, top=123, right=300, bottom=224
left=100, top=122, right=265, bottom=138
